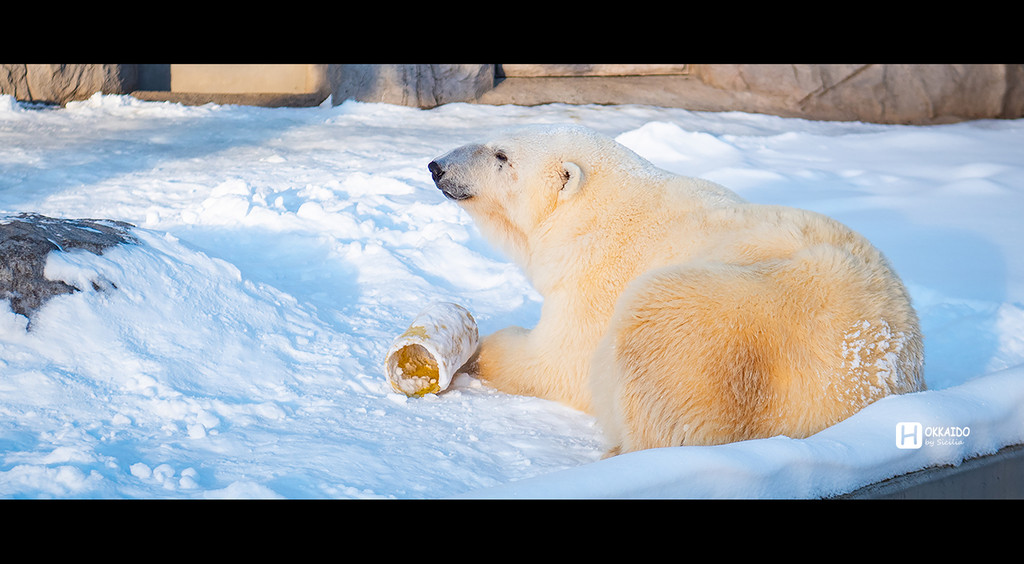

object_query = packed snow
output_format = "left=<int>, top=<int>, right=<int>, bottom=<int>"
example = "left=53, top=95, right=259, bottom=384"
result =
left=1, top=93, right=1022, bottom=499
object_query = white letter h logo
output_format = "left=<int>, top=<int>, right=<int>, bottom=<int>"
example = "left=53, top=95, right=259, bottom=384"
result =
left=896, top=422, right=923, bottom=449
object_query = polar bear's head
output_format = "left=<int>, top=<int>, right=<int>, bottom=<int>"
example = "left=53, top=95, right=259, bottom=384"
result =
left=428, top=125, right=635, bottom=263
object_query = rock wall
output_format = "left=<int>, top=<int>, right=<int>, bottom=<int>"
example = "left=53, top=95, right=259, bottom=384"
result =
left=327, top=63, right=1024, bottom=124
left=328, top=64, right=495, bottom=108
left=690, top=64, right=1024, bottom=124
left=0, top=64, right=136, bottom=105
left=2, top=63, right=1022, bottom=124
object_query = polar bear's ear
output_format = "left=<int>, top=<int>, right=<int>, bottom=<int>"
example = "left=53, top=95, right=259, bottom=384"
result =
left=560, top=162, right=584, bottom=200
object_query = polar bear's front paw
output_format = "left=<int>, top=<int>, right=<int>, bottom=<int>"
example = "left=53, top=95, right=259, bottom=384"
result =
left=476, top=326, right=532, bottom=391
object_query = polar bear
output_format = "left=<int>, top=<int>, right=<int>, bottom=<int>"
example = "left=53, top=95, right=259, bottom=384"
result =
left=428, top=124, right=925, bottom=455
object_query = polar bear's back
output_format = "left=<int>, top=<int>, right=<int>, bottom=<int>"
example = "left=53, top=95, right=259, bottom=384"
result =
left=595, top=203, right=925, bottom=450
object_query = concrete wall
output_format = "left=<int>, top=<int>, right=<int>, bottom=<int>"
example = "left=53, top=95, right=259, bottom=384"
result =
left=169, top=64, right=328, bottom=94
left=839, top=443, right=1024, bottom=499
left=134, top=64, right=332, bottom=108
left=3, top=64, right=1023, bottom=125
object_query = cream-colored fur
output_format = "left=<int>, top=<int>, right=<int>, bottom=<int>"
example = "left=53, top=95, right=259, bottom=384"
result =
left=428, top=125, right=925, bottom=455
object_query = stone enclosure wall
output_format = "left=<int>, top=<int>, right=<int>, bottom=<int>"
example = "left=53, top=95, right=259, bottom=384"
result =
left=1, top=64, right=138, bottom=106
left=689, top=64, right=1024, bottom=124
left=2, top=63, right=1022, bottom=125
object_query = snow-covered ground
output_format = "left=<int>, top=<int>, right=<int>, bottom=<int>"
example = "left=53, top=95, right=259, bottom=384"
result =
left=0, top=93, right=1022, bottom=499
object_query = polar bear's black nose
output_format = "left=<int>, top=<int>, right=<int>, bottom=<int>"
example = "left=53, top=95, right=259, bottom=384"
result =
left=428, top=161, right=444, bottom=183
left=428, top=158, right=471, bottom=200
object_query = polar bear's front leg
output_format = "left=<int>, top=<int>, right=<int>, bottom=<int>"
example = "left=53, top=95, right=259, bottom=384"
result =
left=476, top=325, right=533, bottom=394
left=476, top=325, right=592, bottom=412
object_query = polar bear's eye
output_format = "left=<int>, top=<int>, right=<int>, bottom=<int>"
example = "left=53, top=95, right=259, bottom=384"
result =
left=495, top=151, right=508, bottom=164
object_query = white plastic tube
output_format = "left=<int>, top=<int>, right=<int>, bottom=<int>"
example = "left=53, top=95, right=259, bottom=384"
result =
left=384, top=302, right=479, bottom=397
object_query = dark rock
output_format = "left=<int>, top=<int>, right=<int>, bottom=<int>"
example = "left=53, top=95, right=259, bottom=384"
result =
left=329, top=64, right=495, bottom=109
left=0, top=213, right=136, bottom=318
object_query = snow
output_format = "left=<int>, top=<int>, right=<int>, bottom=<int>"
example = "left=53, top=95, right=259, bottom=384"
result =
left=1, top=92, right=1022, bottom=499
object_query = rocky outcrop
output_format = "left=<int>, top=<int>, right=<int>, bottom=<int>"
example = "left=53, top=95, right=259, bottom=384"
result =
left=689, top=64, right=1024, bottom=124
left=483, top=64, right=1024, bottom=125
left=0, top=214, right=136, bottom=319
left=0, top=64, right=137, bottom=106
left=329, top=64, right=495, bottom=108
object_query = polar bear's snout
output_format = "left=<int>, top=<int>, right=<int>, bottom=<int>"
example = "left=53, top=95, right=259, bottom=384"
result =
left=429, top=161, right=471, bottom=201
left=428, top=149, right=476, bottom=201
left=427, top=160, right=442, bottom=179
left=427, top=160, right=449, bottom=187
